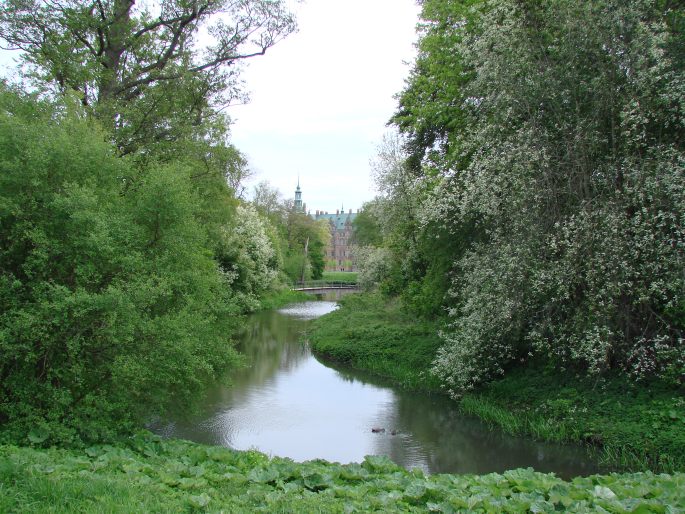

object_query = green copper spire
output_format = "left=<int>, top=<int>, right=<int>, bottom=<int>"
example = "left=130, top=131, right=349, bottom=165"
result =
left=294, top=177, right=303, bottom=212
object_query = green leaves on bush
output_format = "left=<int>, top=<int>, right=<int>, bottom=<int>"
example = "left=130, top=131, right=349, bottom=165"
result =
left=0, top=88, right=242, bottom=445
left=373, top=0, right=685, bottom=391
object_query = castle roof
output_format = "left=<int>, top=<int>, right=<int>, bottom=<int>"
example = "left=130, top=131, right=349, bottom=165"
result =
left=314, top=211, right=357, bottom=230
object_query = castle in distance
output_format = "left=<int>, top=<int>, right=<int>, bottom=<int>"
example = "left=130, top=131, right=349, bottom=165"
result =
left=294, top=181, right=358, bottom=272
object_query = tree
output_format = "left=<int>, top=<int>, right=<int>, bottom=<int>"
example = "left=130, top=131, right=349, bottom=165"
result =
left=405, top=0, right=685, bottom=393
left=282, top=209, right=328, bottom=282
left=354, top=246, right=391, bottom=291
left=368, top=0, right=685, bottom=394
left=204, top=143, right=252, bottom=199
left=351, top=200, right=383, bottom=247
left=366, top=131, right=458, bottom=310
left=0, top=0, right=296, bottom=155
left=252, top=180, right=285, bottom=221
left=391, top=0, right=482, bottom=173
left=0, top=88, right=243, bottom=444
left=217, top=203, right=279, bottom=309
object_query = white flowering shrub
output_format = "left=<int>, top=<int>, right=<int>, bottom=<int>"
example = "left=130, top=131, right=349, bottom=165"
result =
left=218, top=204, right=279, bottom=310
left=394, top=0, right=685, bottom=393
left=434, top=241, right=534, bottom=392
left=354, top=246, right=393, bottom=291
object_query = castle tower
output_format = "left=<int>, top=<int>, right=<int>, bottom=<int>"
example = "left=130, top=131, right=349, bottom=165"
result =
left=294, top=178, right=303, bottom=212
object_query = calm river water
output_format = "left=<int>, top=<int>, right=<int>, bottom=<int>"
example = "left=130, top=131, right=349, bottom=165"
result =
left=153, top=294, right=603, bottom=479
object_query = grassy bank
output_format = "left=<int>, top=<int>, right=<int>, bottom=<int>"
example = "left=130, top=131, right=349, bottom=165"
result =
left=321, top=271, right=358, bottom=283
left=258, top=289, right=314, bottom=310
left=2, top=433, right=684, bottom=513
left=309, top=293, right=443, bottom=391
left=308, top=294, right=685, bottom=474
left=462, top=367, right=685, bottom=474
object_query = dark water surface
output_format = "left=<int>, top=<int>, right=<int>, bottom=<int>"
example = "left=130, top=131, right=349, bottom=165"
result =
left=153, top=295, right=603, bottom=479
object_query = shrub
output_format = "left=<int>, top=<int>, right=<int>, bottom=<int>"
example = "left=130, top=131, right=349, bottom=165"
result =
left=0, top=89, right=241, bottom=445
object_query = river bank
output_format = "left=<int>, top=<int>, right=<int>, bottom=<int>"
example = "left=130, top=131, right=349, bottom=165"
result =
left=4, top=297, right=684, bottom=511
left=308, top=293, right=685, bottom=474
left=2, top=432, right=684, bottom=512
left=258, top=289, right=314, bottom=310
left=154, top=297, right=603, bottom=477
left=309, top=294, right=444, bottom=392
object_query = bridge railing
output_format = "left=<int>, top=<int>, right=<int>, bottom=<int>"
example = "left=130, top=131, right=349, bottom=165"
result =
left=291, top=280, right=358, bottom=290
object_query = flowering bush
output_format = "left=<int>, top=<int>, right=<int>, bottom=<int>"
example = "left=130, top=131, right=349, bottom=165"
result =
left=219, top=204, right=279, bottom=310
left=391, top=0, right=685, bottom=393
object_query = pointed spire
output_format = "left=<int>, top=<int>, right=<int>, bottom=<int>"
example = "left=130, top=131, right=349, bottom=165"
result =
left=294, top=177, right=303, bottom=212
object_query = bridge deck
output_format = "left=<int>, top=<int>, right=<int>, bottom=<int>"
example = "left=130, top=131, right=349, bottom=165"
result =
left=292, top=285, right=359, bottom=292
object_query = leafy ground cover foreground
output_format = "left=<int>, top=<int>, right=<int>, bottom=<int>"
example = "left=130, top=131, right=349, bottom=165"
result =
left=1, top=433, right=683, bottom=513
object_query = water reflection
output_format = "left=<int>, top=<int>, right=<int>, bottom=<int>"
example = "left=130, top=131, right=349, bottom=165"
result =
left=153, top=300, right=603, bottom=479
left=277, top=301, right=339, bottom=320
left=330, top=367, right=600, bottom=476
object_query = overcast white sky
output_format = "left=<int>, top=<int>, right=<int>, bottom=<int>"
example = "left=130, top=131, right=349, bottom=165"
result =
left=232, top=0, right=420, bottom=212
left=0, top=0, right=420, bottom=212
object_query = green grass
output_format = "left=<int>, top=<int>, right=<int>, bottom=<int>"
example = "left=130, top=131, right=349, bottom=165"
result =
left=461, top=366, right=685, bottom=474
left=321, top=271, right=358, bottom=283
left=2, top=433, right=684, bottom=513
left=309, top=293, right=443, bottom=391
left=309, top=293, right=685, bottom=474
left=258, top=289, right=314, bottom=310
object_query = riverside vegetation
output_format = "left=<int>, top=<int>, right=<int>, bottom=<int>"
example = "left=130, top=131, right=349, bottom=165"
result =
left=310, top=294, right=685, bottom=474
left=335, top=0, right=685, bottom=487
left=2, top=432, right=684, bottom=513
left=1, top=0, right=684, bottom=511
left=0, top=0, right=330, bottom=445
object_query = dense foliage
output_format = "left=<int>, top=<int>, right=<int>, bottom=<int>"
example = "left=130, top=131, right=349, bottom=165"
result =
left=281, top=210, right=329, bottom=282
left=251, top=181, right=330, bottom=283
left=0, top=0, right=300, bottom=446
left=0, top=0, right=295, bottom=156
left=217, top=203, right=280, bottom=310
left=357, top=0, right=685, bottom=394
left=0, top=89, right=249, bottom=445
left=2, top=433, right=684, bottom=512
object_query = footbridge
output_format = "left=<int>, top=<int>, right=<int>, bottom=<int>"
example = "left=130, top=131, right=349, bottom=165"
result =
left=291, top=280, right=360, bottom=294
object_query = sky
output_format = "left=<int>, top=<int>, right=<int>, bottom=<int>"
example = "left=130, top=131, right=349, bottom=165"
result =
left=0, top=0, right=421, bottom=213
left=231, top=0, right=420, bottom=212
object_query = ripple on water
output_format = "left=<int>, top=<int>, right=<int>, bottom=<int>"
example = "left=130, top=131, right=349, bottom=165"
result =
left=277, top=301, right=338, bottom=320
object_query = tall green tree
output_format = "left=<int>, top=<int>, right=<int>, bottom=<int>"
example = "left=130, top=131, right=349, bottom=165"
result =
left=0, top=89, right=243, bottom=444
left=351, top=200, right=383, bottom=247
left=361, top=132, right=462, bottom=315
left=0, top=0, right=296, bottom=155
left=252, top=180, right=285, bottom=222
left=282, top=207, right=329, bottom=282
left=391, top=0, right=482, bottom=173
